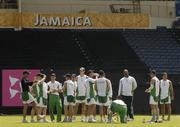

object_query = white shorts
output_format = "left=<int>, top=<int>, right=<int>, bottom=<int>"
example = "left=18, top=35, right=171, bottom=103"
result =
left=64, top=96, right=75, bottom=106
left=86, top=98, right=96, bottom=105
left=76, top=100, right=86, bottom=103
left=104, top=97, right=112, bottom=107
left=160, top=96, right=171, bottom=104
left=149, top=96, right=158, bottom=105
left=37, top=98, right=47, bottom=108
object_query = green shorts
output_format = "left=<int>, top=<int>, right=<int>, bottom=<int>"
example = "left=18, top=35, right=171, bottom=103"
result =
left=76, top=96, right=86, bottom=101
left=67, top=95, right=76, bottom=103
left=22, top=92, right=35, bottom=104
left=98, top=96, right=107, bottom=104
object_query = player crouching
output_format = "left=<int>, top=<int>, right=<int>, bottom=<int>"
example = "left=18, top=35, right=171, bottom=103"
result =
left=107, top=99, right=127, bottom=124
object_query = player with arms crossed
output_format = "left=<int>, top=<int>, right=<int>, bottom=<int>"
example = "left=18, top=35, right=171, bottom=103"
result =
left=47, top=73, right=62, bottom=122
left=75, top=67, right=88, bottom=122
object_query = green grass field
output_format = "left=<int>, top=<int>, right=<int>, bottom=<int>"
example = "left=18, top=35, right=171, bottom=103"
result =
left=0, top=115, right=180, bottom=127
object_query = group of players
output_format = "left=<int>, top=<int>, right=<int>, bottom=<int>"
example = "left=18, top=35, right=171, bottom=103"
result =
left=20, top=67, right=174, bottom=124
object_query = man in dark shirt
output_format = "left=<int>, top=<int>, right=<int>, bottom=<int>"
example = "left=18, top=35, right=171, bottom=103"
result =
left=21, top=71, right=38, bottom=123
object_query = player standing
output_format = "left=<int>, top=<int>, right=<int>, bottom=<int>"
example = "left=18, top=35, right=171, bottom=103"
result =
left=30, top=76, right=40, bottom=122
left=145, top=70, right=160, bottom=123
left=160, top=72, right=174, bottom=121
left=36, top=73, right=48, bottom=122
left=118, top=69, right=137, bottom=121
left=85, top=70, right=96, bottom=122
left=21, top=71, right=39, bottom=123
left=75, top=67, right=87, bottom=122
left=104, top=77, right=113, bottom=120
left=71, top=74, right=78, bottom=120
left=47, top=73, right=62, bottom=122
left=63, top=74, right=76, bottom=122
left=95, top=70, right=110, bottom=122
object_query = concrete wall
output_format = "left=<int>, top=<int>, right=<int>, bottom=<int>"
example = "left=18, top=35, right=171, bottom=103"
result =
left=21, top=0, right=175, bottom=18
left=0, top=0, right=176, bottom=29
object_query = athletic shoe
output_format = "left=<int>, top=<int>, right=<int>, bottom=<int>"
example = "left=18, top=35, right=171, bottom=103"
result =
left=72, top=117, right=76, bottom=121
left=93, top=117, right=97, bottom=121
left=56, top=120, right=61, bottom=123
left=51, top=120, right=56, bottom=123
left=81, top=118, right=85, bottom=122
left=85, top=117, right=88, bottom=122
left=62, top=118, right=68, bottom=122
left=100, top=119, right=104, bottom=123
left=127, top=118, right=134, bottom=121
left=147, top=121, right=154, bottom=124
left=43, top=119, right=50, bottom=123
left=38, top=119, right=44, bottom=123
left=22, top=119, right=29, bottom=123
left=155, top=119, right=163, bottom=123
left=106, top=119, right=112, bottom=123
left=88, top=118, right=93, bottom=123
left=68, top=118, right=73, bottom=122
left=30, top=119, right=36, bottom=123
left=92, top=118, right=96, bottom=123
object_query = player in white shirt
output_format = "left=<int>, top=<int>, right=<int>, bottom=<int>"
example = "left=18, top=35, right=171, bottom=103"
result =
left=118, top=69, right=137, bottom=120
left=71, top=74, right=78, bottom=120
left=159, top=72, right=174, bottom=121
left=75, top=67, right=88, bottom=122
left=85, top=70, right=96, bottom=122
left=102, top=77, right=113, bottom=122
left=105, top=78, right=113, bottom=107
left=47, top=73, right=62, bottom=122
left=63, top=74, right=76, bottom=122
left=145, top=70, right=160, bottom=123
left=95, top=70, right=110, bottom=122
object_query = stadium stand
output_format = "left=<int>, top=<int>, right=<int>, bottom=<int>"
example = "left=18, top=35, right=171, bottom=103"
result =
left=123, top=28, right=180, bottom=75
left=170, top=28, right=180, bottom=42
left=0, top=30, right=85, bottom=69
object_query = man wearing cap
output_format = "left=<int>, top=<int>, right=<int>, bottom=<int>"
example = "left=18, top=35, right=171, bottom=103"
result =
left=47, top=73, right=62, bottom=122
left=145, top=70, right=160, bottom=123
left=117, top=69, right=137, bottom=121
left=21, top=71, right=38, bottom=123
left=75, top=67, right=88, bottom=122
